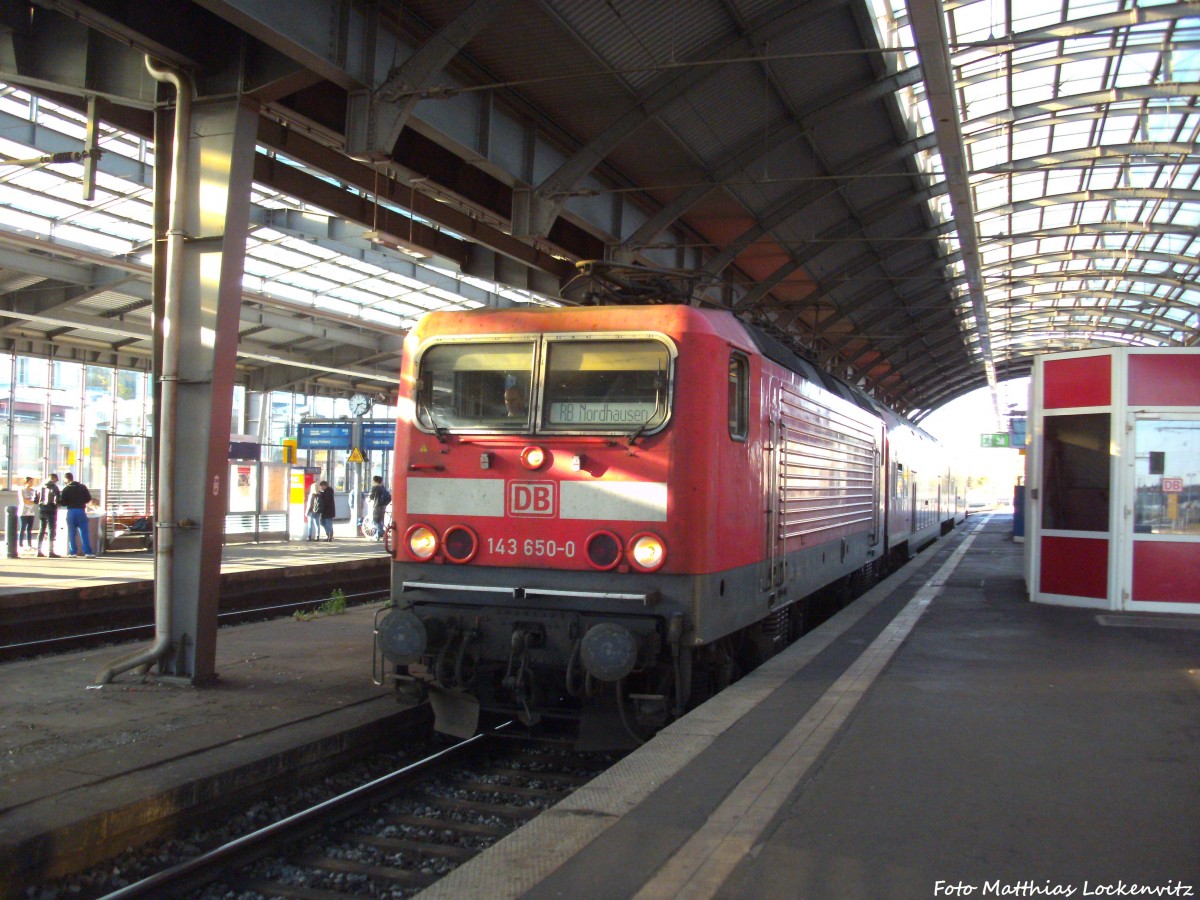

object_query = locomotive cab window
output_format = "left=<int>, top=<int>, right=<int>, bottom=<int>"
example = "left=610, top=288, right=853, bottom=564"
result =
left=728, top=351, right=749, bottom=440
left=542, top=339, right=673, bottom=434
left=414, top=341, right=535, bottom=432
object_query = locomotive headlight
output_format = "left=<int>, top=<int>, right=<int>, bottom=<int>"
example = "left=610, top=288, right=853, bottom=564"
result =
left=519, top=445, right=547, bottom=470
left=405, top=523, right=439, bottom=560
left=628, top=532, right=666, bottom=572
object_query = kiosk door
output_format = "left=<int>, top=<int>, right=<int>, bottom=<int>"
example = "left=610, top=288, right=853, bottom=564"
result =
left=1123, top=414, right=1200, bottom=611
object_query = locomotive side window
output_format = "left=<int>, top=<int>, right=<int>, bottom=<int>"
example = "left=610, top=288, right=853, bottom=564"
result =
left=415, top=341, right=535, bottom=432
left=728, top=352, right=749, bottom=440
left=542, top=339, right=671, bottom=433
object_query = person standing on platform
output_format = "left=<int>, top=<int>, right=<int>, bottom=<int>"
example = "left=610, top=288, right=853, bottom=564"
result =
left=18, top=476, right=38, bottom=551
left=367, top=475, right=391, bottom=540
left=36, top=473, right=61, bottom=558
left=315, top=480, right=335, bottom=541
left=305, top=480, right=323, bottom=541
left=59, top=472, right=95, bottom=558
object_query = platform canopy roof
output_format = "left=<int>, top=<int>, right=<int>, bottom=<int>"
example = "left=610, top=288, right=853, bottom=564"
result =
left=0, top=0, right=1196, bottom=421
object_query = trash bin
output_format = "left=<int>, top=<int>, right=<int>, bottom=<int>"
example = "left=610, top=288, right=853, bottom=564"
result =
left=85, top=508, right=106, bottom=555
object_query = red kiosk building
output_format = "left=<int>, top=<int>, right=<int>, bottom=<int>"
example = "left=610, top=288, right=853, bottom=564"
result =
left=1026, top=348, right=1200, bottom=612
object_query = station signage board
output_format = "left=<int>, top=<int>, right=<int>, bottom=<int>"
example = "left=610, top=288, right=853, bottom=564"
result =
left=297, top=423, right=353, bottom=449
left=360, top=422, right=396, bottom=450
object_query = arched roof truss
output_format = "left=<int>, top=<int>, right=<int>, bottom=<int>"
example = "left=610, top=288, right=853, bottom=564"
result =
left=939, top=0, right=1200, bottom=408
left=0, top=0, right=1196, bottom=418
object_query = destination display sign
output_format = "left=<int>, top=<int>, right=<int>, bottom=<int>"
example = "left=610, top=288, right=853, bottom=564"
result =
left=297, top=423, right=352, bottom=449
left=360, top=422, right=396, bottom=450
left=548, top=402, right=655, bottom=426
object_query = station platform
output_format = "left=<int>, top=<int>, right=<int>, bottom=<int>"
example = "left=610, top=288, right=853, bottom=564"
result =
left=0, top=601, right=405, bottom=894
left=0, top=536, right=398, bottom=894
left=2, top=515, right=1197, bottom=898
left=425, top=514, right=1200, bottom=899
left=0, top=534, right=388, bottom=598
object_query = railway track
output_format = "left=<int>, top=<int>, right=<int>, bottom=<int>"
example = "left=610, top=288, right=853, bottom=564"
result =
left=99, top=726, right=622, bottom=899
left=0, top=565, right=389, bottom=661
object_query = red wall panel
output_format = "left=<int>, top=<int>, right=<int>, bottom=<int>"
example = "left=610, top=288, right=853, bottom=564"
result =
left=1128, top=354, right=1200, bottom=407
left=1040, top=535, right=1109, bottom=599
left=1132, top=542, right=1200, bottom=603
left=1044, top=356, right=1111, bottom=409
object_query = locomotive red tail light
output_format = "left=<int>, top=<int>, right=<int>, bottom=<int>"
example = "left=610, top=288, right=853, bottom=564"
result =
left=628, top=532, right=667, bottom=572
left=442, top=525, right=479, bottom=564
left=405, top=523, right=439, bottom=561
left=585, top=530, right=623, bottom=570
left=519, top=445, right=547, bottom=470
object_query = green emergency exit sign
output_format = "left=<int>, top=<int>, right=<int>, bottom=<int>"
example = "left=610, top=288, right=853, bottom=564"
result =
left=980, top=433, right=1011, bottom=448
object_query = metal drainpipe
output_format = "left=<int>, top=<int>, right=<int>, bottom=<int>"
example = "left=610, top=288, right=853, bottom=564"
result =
left=96, top=57, right=189, bottom=684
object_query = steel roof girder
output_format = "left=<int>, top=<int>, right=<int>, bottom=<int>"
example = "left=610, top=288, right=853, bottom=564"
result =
left=1, top=1, right=162, bottom=106
left=978, top=186, right=1200, bottom=219
left=980, top=248, right=1200, bottom=275
left=191, top=0, right=381, bottom=91
left=345, top=0, right=516, bottom=160
left=995, top=269, right=1197, bottom=295
left=908, top=0, right=999, bottom=414
left=992, top=288, right=1197, bottom=315
left=0, top=228, right=389, bottom=353
left=974, top=141, right=1200, bottom=174
left=962, top=83, right=1200, bottom=137
left=523, top=0, right=850, bottom=234
left=617, top=119, right=806, bottom=255
left=957, top=3, right=1200, bottom=58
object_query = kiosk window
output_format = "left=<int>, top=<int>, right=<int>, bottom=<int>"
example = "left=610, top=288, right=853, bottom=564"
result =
left=1042, top=413, right=1110, bottom=531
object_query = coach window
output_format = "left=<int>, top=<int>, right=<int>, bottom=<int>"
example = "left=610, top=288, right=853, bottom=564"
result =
left=415, top=341, right=535, bottom=432
left=728, top=352, right=748, bottom=440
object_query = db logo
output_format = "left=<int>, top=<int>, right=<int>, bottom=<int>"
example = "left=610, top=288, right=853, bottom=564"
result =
left=508, top=480, right=557, bottom=517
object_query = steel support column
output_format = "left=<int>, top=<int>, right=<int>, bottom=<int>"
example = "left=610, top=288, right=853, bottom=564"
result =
left=165, top=96, right=258, bottom=682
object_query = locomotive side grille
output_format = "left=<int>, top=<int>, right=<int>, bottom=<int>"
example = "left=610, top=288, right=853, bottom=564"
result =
left=777, top=382, right=878, bottom=540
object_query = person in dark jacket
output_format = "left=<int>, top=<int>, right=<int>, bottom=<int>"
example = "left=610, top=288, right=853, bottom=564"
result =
left=314, top=480, right=336, bottom=541
left=35, top=473, right=61, bottom=558
left=59, top=471, right=95, bottom=558
left=366, top=475, right=391, bottom=540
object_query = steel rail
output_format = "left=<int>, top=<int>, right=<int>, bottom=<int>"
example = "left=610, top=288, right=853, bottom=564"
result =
left=97, top=722, right=513, bottom=900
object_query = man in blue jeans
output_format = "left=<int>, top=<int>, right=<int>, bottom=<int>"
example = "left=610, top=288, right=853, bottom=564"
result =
left=59, top=472, right=95, bottom=558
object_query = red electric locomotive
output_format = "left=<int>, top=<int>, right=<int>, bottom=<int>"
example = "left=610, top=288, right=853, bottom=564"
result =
left=374, top=293, right=960, bottom=745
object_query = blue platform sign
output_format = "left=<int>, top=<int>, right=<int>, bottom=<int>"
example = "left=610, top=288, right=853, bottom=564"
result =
left=297, top=423, right=352, bottom=449
left=1009, top=417, right=1027, bottom=449
left=360, top=422, right=396, bottom=450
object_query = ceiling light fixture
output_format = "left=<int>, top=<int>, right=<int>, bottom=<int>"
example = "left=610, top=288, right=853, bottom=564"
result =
left=363, top=230, right=429, bottom=259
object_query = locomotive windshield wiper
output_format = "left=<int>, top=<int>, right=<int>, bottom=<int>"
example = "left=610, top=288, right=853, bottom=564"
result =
left=418, top=399, right=450, bottom=444
left=627, top=368, right=666, bottom=446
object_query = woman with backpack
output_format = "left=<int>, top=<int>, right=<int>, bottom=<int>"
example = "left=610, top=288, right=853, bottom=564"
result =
left=366, top=475, right=391, bottom=541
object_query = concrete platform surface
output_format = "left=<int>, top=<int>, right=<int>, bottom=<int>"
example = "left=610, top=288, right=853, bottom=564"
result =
left=419, top=514, right=1200, bottom=900
left=0, top=602, right=401, bottom=892
left=0, top=535, right=389, bottom=598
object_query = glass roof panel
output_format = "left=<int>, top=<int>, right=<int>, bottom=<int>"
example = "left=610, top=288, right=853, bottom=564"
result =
left=876, top=0, right=1200, bottom=367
